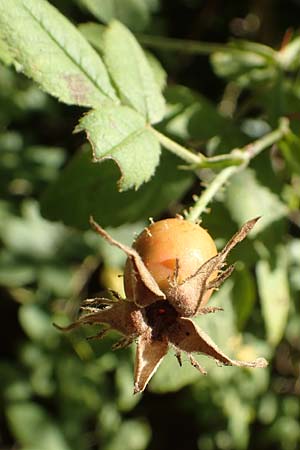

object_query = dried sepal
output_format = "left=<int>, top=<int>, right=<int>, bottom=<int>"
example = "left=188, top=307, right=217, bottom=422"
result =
left=198, top=306, right=224, bottom=315
left=167, top=218, right=260, bottom=316
left=55, top=217, right=267, bottom=394
left=54, top=299, right=147, bottom=337
left=134, top=328, right=169, bottom=394
left=86, top=328, right=110, bottom=341
left=174, top=350, right=183, bottom=366
left=168, top=318, right=268, bottom=369
left=112, top=335, right=137, bottom=350
left=188, top=354, right=207, bottom=375
left=80, top=297, right=118, bottom=314
left=90, top=216, right=166, bottom=304
left=207, top=265, right=235, bottom=290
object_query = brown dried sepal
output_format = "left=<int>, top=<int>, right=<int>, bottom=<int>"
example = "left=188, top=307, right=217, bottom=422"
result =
left=166, top=217, right=260, bottom=317
left=55, top=217, right=268, bottom=394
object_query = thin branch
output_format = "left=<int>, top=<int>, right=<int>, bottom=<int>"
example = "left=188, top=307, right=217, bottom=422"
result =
left=136, top=33, right=227, bottom=55
left=241, top=117, right=289, bottom=159
left=186, top=166, right=238, bottom=222
left=150, top=126, right=205, bottom=165
left=186, top=118, right=290, bottom=222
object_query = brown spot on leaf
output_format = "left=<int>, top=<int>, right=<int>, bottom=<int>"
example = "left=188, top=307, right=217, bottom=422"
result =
left=63, top=74, right=90, bottom=105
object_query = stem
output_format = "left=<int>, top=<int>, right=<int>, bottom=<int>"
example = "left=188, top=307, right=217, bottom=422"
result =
left=151, top=117, right=289, bottom=169
left=150, top=127, right=205, bottom=165
left=186, top=117, right=290, bottom=222
left=186, top=166, right=238, bottom=222
left=136, top=34, right=227, bottom=55
left=241, top=117, right=289, bottom=159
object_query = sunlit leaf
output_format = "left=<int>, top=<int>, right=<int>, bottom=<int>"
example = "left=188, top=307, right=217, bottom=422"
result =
left=0, top=0, right=117, bottom=107
left=79, top=22, right=166, bottom=91
left=278, top=37, right=300, bottom=71
left=6, top=402, right=71, bottom=450
left=211, top=41, right=277, bottom=87
left=279, top=131, right=300, bottom=174
left=256, top=246, right=290, bottom=346
left=105, top=419, right=151, bottom=450
left=225, top=169, right=287, bottom=235
left=232, top=265, right=256, bottom=330
left=19, top=304, right=57, bottom=343
left=0, top=200, right=66, bottom=259
left=0, top=36, right=13, bottom=65
left=223, top=389, right=252, bottom=449
left=115, top=359, right=140, bottom=411
left=75, top=105, right=161, bottom=190
left=103, top=21, right=165, bottom=123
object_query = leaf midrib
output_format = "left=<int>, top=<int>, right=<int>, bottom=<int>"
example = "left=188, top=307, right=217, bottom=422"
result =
left=130, top=35, right=150, bottom=121
left=91, top=127, right=147, bottom=160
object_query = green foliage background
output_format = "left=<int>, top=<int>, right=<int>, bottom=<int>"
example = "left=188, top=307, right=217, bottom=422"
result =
left=0, top=1, right=300, bottom=450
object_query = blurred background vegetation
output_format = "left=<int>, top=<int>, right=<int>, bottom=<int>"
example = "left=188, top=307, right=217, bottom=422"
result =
left=1, top=1, right=300, bottom=449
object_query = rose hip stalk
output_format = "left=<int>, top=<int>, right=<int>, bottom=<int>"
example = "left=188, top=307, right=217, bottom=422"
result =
left=55, top=217, right=268, bottom=393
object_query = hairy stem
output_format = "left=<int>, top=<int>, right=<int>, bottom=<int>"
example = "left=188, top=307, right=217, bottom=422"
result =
left=186, top=117, right=290, bottom=221
left=186, top=166, right=238, bottom=222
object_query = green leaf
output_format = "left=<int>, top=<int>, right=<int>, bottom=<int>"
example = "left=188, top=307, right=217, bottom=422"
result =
left=225, top=168, right=287, bottom=236
left=78, top=0, right=151, bottom=31
left=278, top=131, right=300, bottom=174
left=0, top=36, right=13, bottom=65
left=19, top=304, right=57, bottom=344
left=277, top=37, right=300, bottom=70
left=0, top=0, right=117, bottom=107
left=78, top=22, right=106, bottom=52
left=6, top=402, right=71, bottom=450
left=232, top=265, right=256, bottom=330
left=79, top=22, right=166, bottom=90
left=211, top=41, right=277, bottom=87
left=105, top=419, right=151, bottom=450
left=0, top=200, right=66, bottom=260
left=150, top=282, right=238, bottom=393
left=256, top=246, right=290, bottom=346
left=90, top=222, right=145, bottom=267
left=163, top=85, right=245, bottom=152
left=288, top=239, right=300, bottom=291
left=144, top=51, right=167, bottom=91
left=0, top=256, right=36, bottom=287
left=75, top=105, right=161, bottom=190
left=148, top=349, right=200, bottom=393
left=223, top=389, right=252, bottom=449
left=103, top=21, right=165, bottom=123
left=258, top=393, right=278, bottom=424
left=41, top=147, right=193, bottom=229
left=115, top=359, right=140, bottom=411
